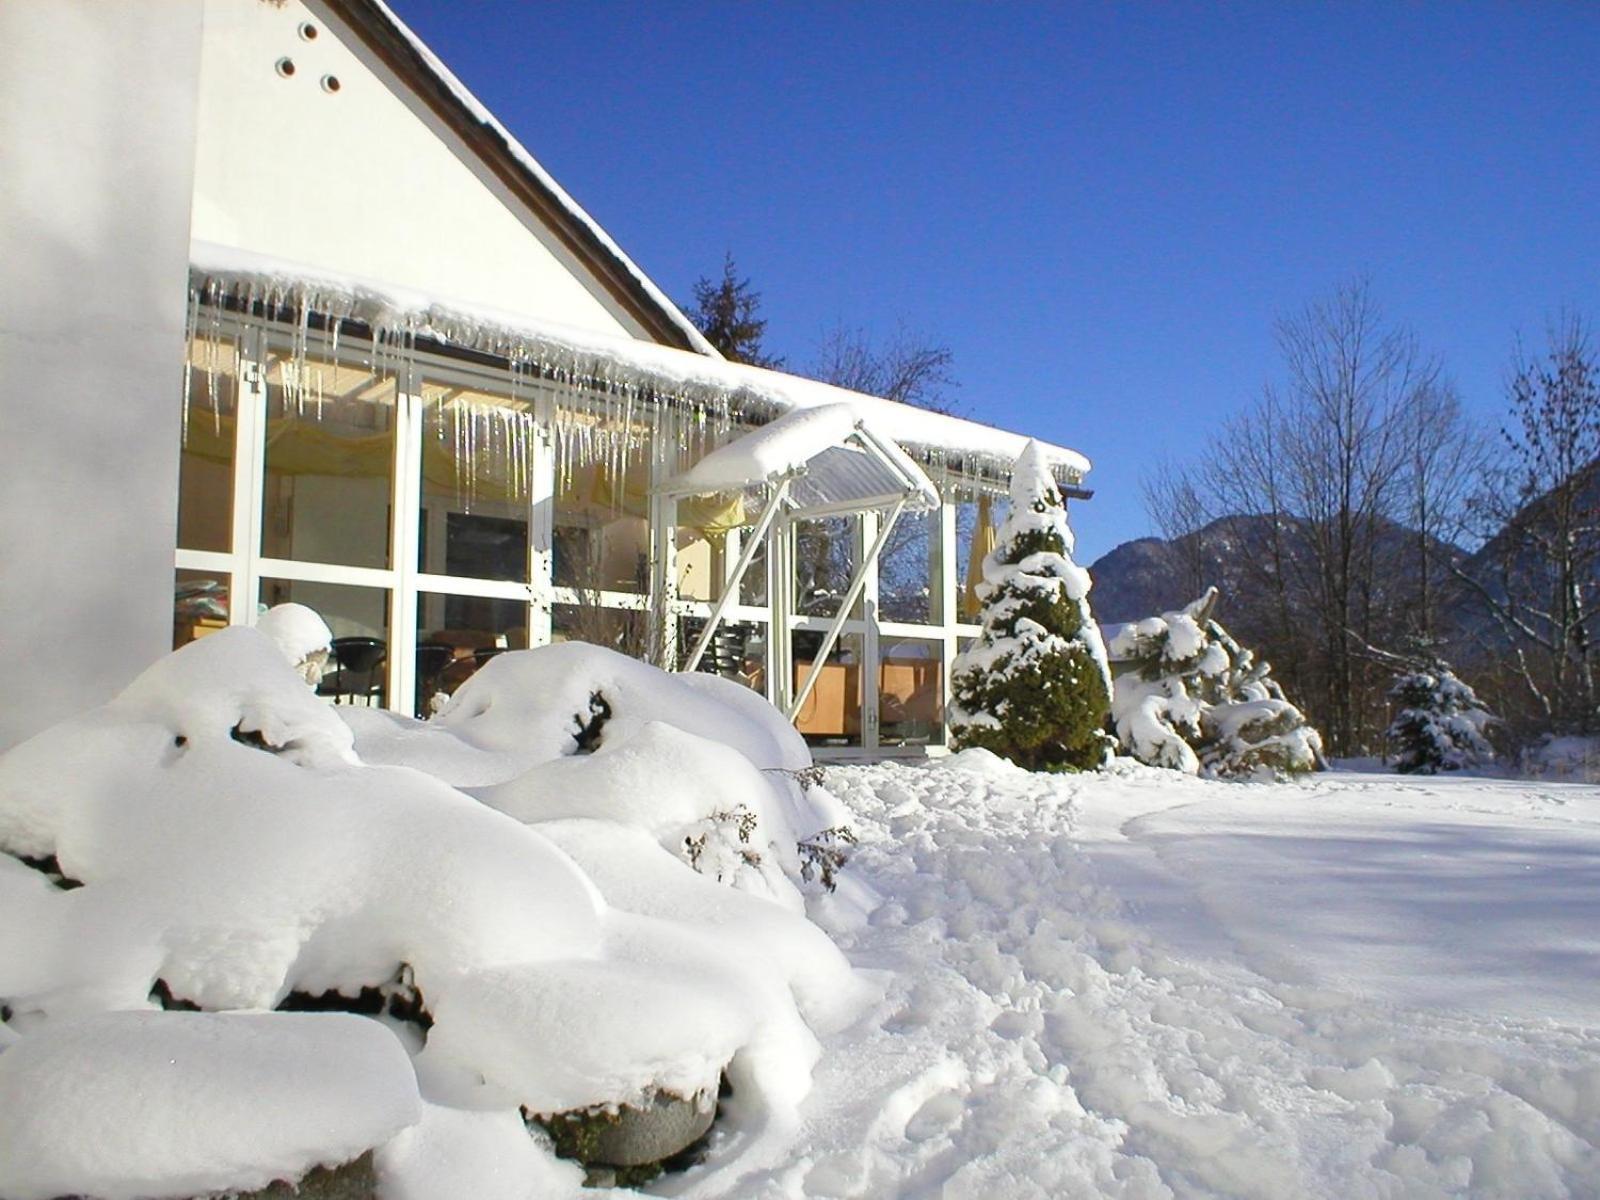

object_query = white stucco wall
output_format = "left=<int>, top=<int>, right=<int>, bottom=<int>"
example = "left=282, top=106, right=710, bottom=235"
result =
left=0, top=2, right=204, bottom=750
left=191, top=0, right=641, bottom=340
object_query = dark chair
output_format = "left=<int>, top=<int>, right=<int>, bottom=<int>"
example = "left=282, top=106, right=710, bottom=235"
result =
left=415, top=642, right=455, bottom=715
left=323, top=637, right=386, bottom=706
left=472, top=646, right=506, bottom=667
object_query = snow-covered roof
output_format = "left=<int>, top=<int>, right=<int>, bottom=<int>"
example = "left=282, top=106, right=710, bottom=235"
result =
left=325, top=0, right=715, bottom=356
left=189, top=244, right=1092, bottom=486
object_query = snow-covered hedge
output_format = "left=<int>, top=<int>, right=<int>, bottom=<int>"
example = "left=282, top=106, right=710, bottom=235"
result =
left=0, top=629, right=868, bottom=1196
left=1108, top=589, right=1322, bottom=777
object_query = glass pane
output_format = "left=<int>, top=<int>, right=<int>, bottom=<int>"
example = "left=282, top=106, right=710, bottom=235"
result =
left=261, top=349, right=397, bottom=570
left=794, top=516, right=856, bottom=618
left=677, top=617, right=767, bottom=693
left=879, top=508, right=943, bottom=625
left=792, top=631, right=864, bottom=748
left=416, top=591, right=529, bottom=717
left=417, top=380, right=535, bottom=582
left=553, top=402, right=653, bottom=594
left=173, top=568, right=230, bottom=648
left=260, top=578, right=390, bottom=706
left=178, top=333, right=239, bottom=553
left=552, top=603, right=648, bottom=659
left=738, top=518, right=770, bottom=607
left=955, top=495, right=1007, bottom=623
left=879, top=637, right=944, bottom=747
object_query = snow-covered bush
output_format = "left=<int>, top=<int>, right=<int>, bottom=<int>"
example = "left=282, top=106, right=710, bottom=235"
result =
left=1387, top=666, right=1495, bottom=774
left=948, top=442, right=1111, bottom=771
left=0, top=629, right=867, bottom=1195
left=1109, top=589, right=1322, bottom=777
left=255, top=601, right=332, bottom=685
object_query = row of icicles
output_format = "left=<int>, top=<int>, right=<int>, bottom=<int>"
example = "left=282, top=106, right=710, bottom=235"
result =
left=181, top=277, right=1014, bottom=514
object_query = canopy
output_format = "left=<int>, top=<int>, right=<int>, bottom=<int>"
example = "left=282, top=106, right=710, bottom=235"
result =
left=659, top=403, right=940, bottom=519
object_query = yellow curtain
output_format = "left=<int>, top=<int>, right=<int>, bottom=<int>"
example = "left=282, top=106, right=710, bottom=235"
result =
left=185, top=415, right=748, bottom=535
left=961, top=493, right=996, bottom=619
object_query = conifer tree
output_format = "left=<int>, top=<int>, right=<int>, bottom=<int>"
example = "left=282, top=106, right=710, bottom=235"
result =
left=688, top=253, right=783, bottom=367
left=948, top=442, right=1111, bottom=770
left=1108, top=588, right=1323, bottom=777
left=1387, top=665, right=1495, bottom=774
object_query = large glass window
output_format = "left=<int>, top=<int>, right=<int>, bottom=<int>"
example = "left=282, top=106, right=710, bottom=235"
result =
left=415, top=591, right=529, bottom=716
left=879, top=508, right=943, bottom=625
left=878, top=637, right=944, bottom=746
left=793, top=516, right=857, bottom=618
left=553, top=602, right=648, bottom=658
left=417, top=380, right=536, bottom=582
left=173, top=567, right=230, bottom=648
left=955, top=494, right=1007, bottom=623
left=791, top=631, right=865, bottom=748
left=677, top=616, right=767, bottom=693
left=553, top=402, right=654, bottom=595
left=178, top=333, right=239, bottom=553
left=261, top=350, right=397, bottom=570
left=261, top=577, right=390, bottom=706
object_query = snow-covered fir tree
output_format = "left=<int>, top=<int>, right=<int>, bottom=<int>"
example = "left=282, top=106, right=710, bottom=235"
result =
left=1387, top=666, right=1495, bottom=774
left=1108, top=588, right=1323, bottom=777
left=948, top=442, right=1111, bottom=771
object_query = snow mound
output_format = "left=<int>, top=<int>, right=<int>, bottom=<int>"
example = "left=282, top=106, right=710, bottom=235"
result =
left=478, top=720, right=805, bottom=909
left=0, top=626, right=864, bottom=1193
left=0, top=1010, right=419, bottom=1200
left=255, top=602, right=333, bottom=682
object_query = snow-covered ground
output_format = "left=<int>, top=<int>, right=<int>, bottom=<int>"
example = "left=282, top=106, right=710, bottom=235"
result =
left=6, top=626, right=1599, bottom=1197
left=740, top=756, right=1600, bottom=1198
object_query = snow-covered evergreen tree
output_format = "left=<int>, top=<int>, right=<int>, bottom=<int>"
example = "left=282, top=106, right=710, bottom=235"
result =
left=1108, top=588, right=1322, bottom=777
left=1387, top=666, right=1495, bottom=774
left=948, top=442, right=1111, bottom=771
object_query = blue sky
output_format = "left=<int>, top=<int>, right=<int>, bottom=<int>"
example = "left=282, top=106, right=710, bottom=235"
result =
left=392, top=1, right=1600, bottom=563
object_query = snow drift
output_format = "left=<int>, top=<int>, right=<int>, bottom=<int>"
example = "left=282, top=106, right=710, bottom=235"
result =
left=0, top=628, right=864, bottom=1196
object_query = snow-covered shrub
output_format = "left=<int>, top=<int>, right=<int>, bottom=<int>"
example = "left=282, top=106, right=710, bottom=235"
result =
left=0, top=629, right=867, bottom=1192
left=948, top=442, right=1111, bottom=771
left=1109, top=588, right=1322, bottom=777
left=1387, top=667, right=1495, bottom=774
left=0, top=1010, right=418, bottom=1200
left=345, top=641, right=850, bottom=902
left=255, top=601, right=332, bottom=686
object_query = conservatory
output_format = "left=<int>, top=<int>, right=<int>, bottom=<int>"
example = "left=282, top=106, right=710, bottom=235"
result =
left=172, top=261, right=1086, bottom=756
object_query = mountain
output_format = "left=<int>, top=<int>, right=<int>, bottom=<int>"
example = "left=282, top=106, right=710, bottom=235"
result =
left=1089, top=514, right=1465, bottom=628
left=1089, top=515, right=1290, bottom=625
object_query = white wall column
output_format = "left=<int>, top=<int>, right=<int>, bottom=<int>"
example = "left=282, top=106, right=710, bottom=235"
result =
left=0, top=2, right=204, bottom=749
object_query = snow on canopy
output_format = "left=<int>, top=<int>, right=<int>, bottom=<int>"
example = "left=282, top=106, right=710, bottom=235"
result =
left=0, top=1011, right=419, bottom=1200
left=665, top=402, right=941, bottom=517
left=187, top=244, right=1090, bottom=488
left=0, top=628, right=865, bottom=1193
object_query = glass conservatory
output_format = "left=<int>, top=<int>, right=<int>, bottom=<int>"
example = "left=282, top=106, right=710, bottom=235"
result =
left=172, top=283, right=1055, bottom=757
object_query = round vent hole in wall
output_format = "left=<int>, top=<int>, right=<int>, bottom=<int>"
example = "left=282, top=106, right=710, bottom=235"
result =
left=321, top=75, right=342, bottom=94
left=275, top=57, right=296, bottom=78
left=298, top=22, right=319, bottom=41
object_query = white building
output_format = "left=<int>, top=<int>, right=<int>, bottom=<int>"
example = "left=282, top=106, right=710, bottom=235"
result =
left=0, top=0, right=1089, bottom=757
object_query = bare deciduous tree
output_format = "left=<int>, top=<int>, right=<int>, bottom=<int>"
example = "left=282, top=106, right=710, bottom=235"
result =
left=1144, top=281, right=1480, bottom=754
left=810, top=321, right=959, bottom=414
left=1457, top=316, right=1600, bottom=734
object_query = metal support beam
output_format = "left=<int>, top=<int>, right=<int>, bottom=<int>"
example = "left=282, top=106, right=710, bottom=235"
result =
left=681, top=476, right=792, bottom=673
